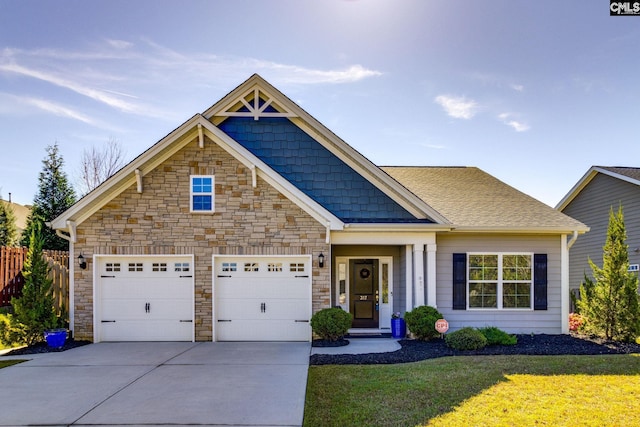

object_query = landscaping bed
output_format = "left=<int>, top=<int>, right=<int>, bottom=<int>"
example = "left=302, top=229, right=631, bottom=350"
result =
left=310, top=333, right=640, bottom=365
left=2, top=339, right=91, bottom=356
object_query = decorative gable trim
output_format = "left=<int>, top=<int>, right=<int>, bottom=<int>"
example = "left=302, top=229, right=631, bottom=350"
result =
left=204, top=74, right=449, bottom=224
left=213, top=87, right=296, bottom=121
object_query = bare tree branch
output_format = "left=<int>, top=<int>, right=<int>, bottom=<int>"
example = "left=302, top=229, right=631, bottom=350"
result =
left=77, top=138, right=126, bottom=196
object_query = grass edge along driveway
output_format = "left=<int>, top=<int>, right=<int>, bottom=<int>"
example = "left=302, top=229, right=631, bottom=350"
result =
left=304, top=354, right=640, bottom=427
left=0, top=360, right=25, bottom=369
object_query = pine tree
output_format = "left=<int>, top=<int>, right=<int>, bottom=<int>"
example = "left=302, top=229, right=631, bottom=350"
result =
left=21, top=143, right=76, bottom=250
left=0, top=198, right=19, bottom=246
left=578, top=206, right=640, bottom=341
left=4, top=223, right=63, bottom=346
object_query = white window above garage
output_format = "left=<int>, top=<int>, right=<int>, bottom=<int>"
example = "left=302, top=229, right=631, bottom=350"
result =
left=190, top=175, right=214, bottom=213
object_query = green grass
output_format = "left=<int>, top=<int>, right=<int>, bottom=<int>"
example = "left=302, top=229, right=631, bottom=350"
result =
left=304, top=355, right=640, bottom=427
left=0, top=359, right=25, bottom=369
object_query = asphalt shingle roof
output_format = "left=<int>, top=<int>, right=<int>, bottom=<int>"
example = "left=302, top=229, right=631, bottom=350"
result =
left=381, top=166, right=587, bottom=230
left=598, top=166, right=640, bottom=182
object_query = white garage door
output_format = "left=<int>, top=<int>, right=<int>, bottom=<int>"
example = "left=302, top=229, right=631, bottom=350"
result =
left=96, top=256, right=194, bottom=342
left=214, top=255, right=312, bottom=341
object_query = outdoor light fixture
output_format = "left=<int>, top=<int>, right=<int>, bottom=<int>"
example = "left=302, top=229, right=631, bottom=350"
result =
left=78, top=254, right=87, bottom=270
left=318, top=253, right=325, bottom=268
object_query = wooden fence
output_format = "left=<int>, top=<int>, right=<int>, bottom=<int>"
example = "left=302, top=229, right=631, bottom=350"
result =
left=0, top=247, right=69, bottom=314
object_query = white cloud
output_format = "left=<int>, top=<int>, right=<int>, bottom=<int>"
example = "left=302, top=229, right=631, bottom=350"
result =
left=510, top=84, right=524, bottom=92
left=0, top=40, right=382, bottom=122
left=275, top=64, right=383, bottom=84
left=105, top=39, right=133, bottom=50
left=0, top=62, right=150, bottom=115
left=434, top=95, right=479, bottom=119
left=498, top=113, right=530, bottom=132
left=20, top=97, right=96, bottom=125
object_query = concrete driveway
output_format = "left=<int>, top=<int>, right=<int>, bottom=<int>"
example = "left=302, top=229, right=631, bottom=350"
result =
left=0, top=342, right=310, bottom=426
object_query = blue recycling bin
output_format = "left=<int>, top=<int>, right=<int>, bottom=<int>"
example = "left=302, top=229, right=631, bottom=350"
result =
left=44, top=329, right=67, bottom=348
left=391, top=318, right=406, bottom=339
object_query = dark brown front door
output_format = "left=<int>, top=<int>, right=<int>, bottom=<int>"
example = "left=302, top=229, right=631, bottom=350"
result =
left=350, top=259, right=379, bottom=328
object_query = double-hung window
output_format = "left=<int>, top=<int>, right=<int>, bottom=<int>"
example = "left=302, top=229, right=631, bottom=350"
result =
left=468, top=253, right=532, bottom=309
left=190, top=175, right=214, bottom=212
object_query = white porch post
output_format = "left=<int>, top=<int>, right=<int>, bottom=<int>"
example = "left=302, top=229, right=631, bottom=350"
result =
left=561, top=234, right=569, bottom=334
left=405, top=245, right=413, bottom=311
left=413, top=244, right=425, bottom=306
left=426, top=244, right=437, bottom=307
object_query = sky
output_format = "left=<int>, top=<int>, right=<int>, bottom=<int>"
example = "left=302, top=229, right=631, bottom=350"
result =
left=0, top=1, right=638, bottom=208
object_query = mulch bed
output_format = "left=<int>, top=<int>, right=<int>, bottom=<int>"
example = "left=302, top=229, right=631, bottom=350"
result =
left=310, top=334, right=640, bottom=365
left=2, top=339, right=91, bottom=356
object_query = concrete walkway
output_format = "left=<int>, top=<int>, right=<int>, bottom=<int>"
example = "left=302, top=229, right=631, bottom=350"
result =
left=0, top=342, right=310, bottom=427
left=310, top=337, right=402, bottom=355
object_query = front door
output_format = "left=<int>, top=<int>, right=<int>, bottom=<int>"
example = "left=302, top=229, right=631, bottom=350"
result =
left=349, top=259, right=379, bottom=328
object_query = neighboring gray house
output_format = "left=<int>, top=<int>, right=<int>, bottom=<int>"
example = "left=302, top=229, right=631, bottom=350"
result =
left=557, top=166, right=640, bottom=301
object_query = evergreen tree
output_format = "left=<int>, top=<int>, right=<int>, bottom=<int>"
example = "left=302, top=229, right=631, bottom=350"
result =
left=2, top=224, right=62, bottom=346
left=0, top=197, right=19, bottom=246
left=21, top=143, right=76, bottom=250
left=578, top=206, right=640, bottom=341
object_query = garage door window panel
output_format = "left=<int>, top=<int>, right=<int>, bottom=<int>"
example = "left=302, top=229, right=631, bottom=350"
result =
left=175, top=262, right=190, bottom=272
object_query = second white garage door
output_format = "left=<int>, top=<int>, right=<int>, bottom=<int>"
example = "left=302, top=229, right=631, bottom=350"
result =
left=213, top=255, right=312, bottom=341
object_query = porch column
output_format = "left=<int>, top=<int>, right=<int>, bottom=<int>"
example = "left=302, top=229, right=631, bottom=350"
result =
left=426, top=244, right=437, bottom=307
left=413, top=244, right=425, bottom=306
left=405, top=245, right=413, bottom=311
left=561, top=234, right=569, bottom=334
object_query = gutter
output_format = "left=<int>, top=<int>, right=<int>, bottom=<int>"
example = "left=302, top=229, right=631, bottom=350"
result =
left=567, top=230, right=579, bottom=249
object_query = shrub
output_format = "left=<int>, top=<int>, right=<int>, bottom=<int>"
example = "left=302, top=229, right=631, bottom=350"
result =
left=404, top=305, right=443, bottom=341
left=478, top=326, right=517, bottom=346
left=569, top=313, right=584, bottom=332
left=578, top=206, right=640, bottom=342
left=310, top=307, right=352, bottom=341
left=445, top=327, right=488, bottom=350
left=3, top=225, right=65, bottom=347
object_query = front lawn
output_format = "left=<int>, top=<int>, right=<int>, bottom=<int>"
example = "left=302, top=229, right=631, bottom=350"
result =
left=304, top=354, right=640, bottom=427
left=0, top=360, right=25, bottom=369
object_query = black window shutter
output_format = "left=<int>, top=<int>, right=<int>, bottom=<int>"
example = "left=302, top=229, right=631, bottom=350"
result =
left=453, top=253, right=466, bottom=310
left=533, top=254, right=547, bottom=310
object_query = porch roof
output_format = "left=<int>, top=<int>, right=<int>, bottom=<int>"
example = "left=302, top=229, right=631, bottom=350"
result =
left=381, top=166, right=588, bottom=233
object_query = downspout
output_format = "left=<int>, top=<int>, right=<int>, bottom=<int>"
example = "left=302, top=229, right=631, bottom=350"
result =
left=48, top=221, right=76, bottom=338
left=567, top=230, right=578, bottom=250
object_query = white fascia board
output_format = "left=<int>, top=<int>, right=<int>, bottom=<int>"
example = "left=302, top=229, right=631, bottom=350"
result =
left=555, top=167, right=599, bottom=211
left=448, top=225, right=590, bottom=234
left=331, top=229, right=438, bottom=246
left=554, top=166, right=640, bottom=211
left=50, top=115, right=203, bottom=231
left=342, top=223, right=452, bottom=232
left=198, top=120, right=345, bottom=230
left=593, top=167, right=640, bottom=186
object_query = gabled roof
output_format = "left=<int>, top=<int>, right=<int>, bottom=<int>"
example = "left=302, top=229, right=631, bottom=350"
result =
left=50, top=113, right=349, bottom=235
left=556, top=166, right=640, bottom=211
left=383, top=166, right=589, bottom=233
left=51, top=74, right=450, bottom=237
left=204, top=74, right=449, bottom=224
